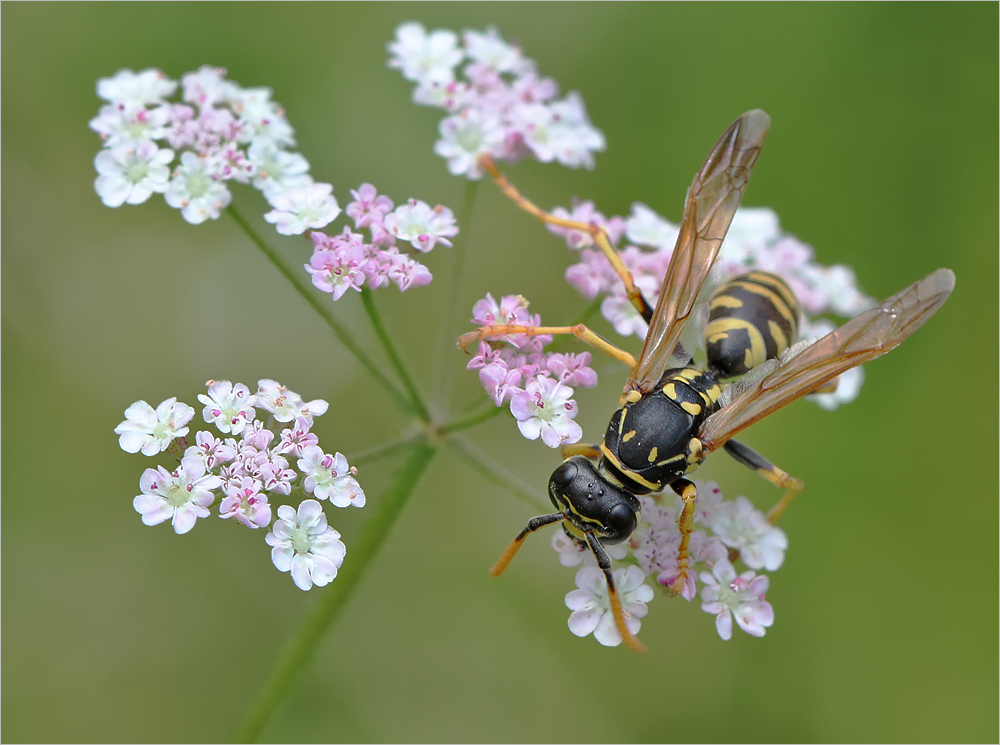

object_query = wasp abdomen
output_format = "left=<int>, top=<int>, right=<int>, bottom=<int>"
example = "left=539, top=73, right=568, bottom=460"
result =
left=704, top=270, right=799, bottom=380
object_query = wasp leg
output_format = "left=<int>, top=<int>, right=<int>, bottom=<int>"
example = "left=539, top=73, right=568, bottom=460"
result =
left=584, top=532, right=647, bottom=653
left=668, top=478, right=698, bottom=598
left=561, top=443, right=601, bottom=459
left=479, top=154, right=654, bottom=323
left=722, top=438, right=804, bottom=524
left=459, top=323, right=637, bottom=369
left=490, top=513, right=565, bottom=577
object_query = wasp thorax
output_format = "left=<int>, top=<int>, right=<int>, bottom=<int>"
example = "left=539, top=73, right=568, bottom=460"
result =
left=548, top=456, right=638, bottom=544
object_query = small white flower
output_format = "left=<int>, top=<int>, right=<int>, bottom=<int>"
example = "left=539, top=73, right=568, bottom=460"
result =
left=89, top=103, right=171, bottom=149
left=387, top=22, right=464, bottom=85
left=265, top=500, right=347, bottom=590
left=164, top=151, right=232, bottom=224
left=433, top=110, right=505, bottom=179
left=565, top=565, right=653, bottom=647
left=297, top=446, right=366, bottom=508
left=254, top=379, right=329, bottom=424
left=180, top=65, right=231, bottom=109
left=383, top=199, right=459, bottom=252
left=133, top=453, right=222, bottom=534
left=94, top=141, right=174, bottom=208
left=625, top=202, right=680, bottom=251
left=97, top=68, right=178, bottom=109
left=219, top=476, right=271, bottom=529
left=263, top=181, right=340, bottom=236
left=709, top=495, right=788, bottom=572
left=551, top=530, right=628, bottom=568
left=700, top=560, right=774, bottom=640
left=463, top=26, right=525, bottom=74
left=115, top=397, right=195, bottom=456
left=808, top=364, right=865, bottom=411
left=509, top=376, right=582, bottom=448
left=247, top=140, right=311, bottom=196
left=198, top=379, right=256, bottom=435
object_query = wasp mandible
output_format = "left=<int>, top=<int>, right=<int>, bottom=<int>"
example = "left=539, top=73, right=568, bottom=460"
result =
left=460, top=110, right=955, bottom=652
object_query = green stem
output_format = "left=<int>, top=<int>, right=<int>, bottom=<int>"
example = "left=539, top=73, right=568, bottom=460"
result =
left=348, top=432, right=422, bottom=468
left=433, top=179, right=479, bottom=410
left=446, top=435, right=548, bottom=513
left=225, top=204, right=414, bottom=416
left=234, top=441, right=436, bottom=743
left=440, top=402, right=507, bottom=435
left=359, top=288, right=430, bottom=422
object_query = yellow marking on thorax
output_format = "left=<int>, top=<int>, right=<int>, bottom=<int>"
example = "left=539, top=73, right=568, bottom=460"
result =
left=599, top=442, right=661, bottom=491
left=647, top=446, right=658, bottom=463
left=623, top=430, right=637, bottom=442
left=681, top=401, right=702, bottom=416
left=656, top=453, right=685, bottom=467
left=662, top=382, right=677, bottom=399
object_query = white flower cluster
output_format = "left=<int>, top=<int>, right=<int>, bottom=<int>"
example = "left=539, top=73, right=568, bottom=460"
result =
left=115, top=379, right=365, bottom=591
left=90, top=66, right=340, bottom=230
left=553, top=481, right=783, bottom=645
left=388, top=22, right=606, bottom=178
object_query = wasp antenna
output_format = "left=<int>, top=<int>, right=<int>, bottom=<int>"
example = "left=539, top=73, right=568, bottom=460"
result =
left=490, top=513, right=564, bottom=577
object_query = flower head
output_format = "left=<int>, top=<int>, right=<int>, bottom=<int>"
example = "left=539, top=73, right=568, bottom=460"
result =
left=115, top=397, right=195, bottom=456
left=133, top=454, right=222, bottom=534
left=700, top=561, right=774, bottom=640
left=265, top=500, right=347, bottom=590
left=565, top=565, right=653, bottom=647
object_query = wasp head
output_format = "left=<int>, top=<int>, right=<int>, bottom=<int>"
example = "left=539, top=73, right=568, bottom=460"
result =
left=548, top=456, right=639, bottom=544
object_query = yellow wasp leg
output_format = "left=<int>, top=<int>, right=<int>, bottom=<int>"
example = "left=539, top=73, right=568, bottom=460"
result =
left=561, top=443, right=602, bottom=459
left=479, top=154, right=652, bottom=321
left=490, top=513, right=565, bottom=577
left=722, top=438, right=804, bottom=525
left=668, top=478, right=699, bottom=596
left=584, top=533, right=647, bottom=653
left=459, top=323, right=637, bottom=370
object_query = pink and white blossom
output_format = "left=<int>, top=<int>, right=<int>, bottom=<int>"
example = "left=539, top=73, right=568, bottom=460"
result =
left=115, top=397, right=194, bottom=456
left=94, top=141, right=174, bottom=207
left=565, top=565, right=653, bottom=647
left=297, top=447, right=366, bottom=508
left=133, top=454, right=222, bottom=534
left=265, top=500, right=347, bottom=591
left=700, top=561, right=775, bottom=640
left=198, top=380, right=256, bottom=435
left=509, top=376, right=582, bottom=448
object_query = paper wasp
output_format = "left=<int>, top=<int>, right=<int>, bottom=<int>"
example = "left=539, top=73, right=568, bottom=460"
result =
left=460, top=109, right=955, bottom=652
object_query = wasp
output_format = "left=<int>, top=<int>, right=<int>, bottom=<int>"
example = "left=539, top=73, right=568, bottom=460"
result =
left=460, top=110, right=955, bottom=652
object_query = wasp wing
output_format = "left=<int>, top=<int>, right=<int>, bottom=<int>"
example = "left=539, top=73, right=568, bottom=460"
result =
left=626, top=109, right=771, bottom=395
left=698, top=268, right=955, bottom=451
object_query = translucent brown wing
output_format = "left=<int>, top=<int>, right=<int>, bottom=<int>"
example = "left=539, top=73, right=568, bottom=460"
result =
left=626, top=109, right=771, bottom=395
left=698, top=268, right=955, bottom=451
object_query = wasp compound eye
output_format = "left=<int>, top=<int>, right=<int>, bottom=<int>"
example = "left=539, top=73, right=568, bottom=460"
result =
left=550, top=460, right=578, bottom=489
left=604, top=503, right=637, bottom=544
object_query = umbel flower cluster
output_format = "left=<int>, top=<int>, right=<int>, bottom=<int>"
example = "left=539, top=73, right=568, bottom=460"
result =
left=115, top=380, right=365, bottom=591
left=388, top=22, right=606, bottom=177
left=90, top=66, right=459, bottom=297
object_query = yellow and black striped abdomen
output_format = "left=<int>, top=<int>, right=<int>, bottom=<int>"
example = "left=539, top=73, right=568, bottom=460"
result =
left=703, top=271, right=799, bottom=380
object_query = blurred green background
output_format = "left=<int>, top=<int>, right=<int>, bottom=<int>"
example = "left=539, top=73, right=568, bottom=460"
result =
left=2, top=3, right=997, bottom=743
